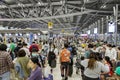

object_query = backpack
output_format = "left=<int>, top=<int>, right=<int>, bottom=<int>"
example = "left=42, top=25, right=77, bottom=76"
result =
left=60, top=49, right=70, bottom=62
left=71, top=46, right=77, bottom=55
left=48, top=49, right=56, bottom=60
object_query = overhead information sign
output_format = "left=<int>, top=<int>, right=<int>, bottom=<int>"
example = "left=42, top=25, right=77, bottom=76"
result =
left=48, top=22, right=53, bottom=29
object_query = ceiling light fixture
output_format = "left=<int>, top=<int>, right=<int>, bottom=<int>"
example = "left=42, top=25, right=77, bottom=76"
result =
left=100, top=5, right=106, bottom=9
left=18, top=3, right=24, bottom=7
left=38, top=2, right=41, bottom=5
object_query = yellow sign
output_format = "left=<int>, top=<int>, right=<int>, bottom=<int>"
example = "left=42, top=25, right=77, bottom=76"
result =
left=48, top=22, right=53, bottom=29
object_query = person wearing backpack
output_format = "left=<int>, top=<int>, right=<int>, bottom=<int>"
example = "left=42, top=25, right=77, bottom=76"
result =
left=60, top=43, right=70, bottom=80
left=48, top=44, right=56, bottom=73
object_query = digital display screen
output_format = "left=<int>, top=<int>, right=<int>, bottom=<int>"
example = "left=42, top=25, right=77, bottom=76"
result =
left=108, top=22, right=115, bottom=32
left=87, top=30, right=90, bottom=34
left=94, top=28, right=97, bottom=34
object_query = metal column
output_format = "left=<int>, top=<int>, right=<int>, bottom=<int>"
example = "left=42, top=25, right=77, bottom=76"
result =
left=114, top=4, right=118, bottom=46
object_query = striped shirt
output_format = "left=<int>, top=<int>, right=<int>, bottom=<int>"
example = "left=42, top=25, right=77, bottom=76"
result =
left=0, top=51, right=13, bottom=75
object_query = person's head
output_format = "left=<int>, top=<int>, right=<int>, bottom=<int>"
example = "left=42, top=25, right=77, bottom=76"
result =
left=115, top=67, right=120, bottom=76
left=104, top=56, right=110, bottom=62
left=28, top=57, right=41, bottom=69
left=112, top=45, right=116, bottom=48
left=96, top=52, right=103, bottom=61
left=17, top=43, right=23, bottom=47
left=88, top=44, right=94, bottom=49
left=88, top=52, right=97, bottom=70
left=22, top=42, right=27, bottom=47
left=81, top=56, right=85, bottom=60
left=0, top=44, right=7, bottom=51
left=64, top=43, right=69, bottom=48
left=17, top=49, right=26, bottom=57
left=104, top=56, right=113, bottom=67
left=11, top=39, right=14, bottom=43
left=107, top=44, right=112, bottom=50
left=118, top=47, right=120, bottom=51
left=31, top=48, right=38, bottom=53
left=32, top=41, right=35, bottom=44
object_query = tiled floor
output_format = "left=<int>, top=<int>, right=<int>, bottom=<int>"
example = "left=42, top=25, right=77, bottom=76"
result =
left=52, top=57, right=82, bottom=80
left=52, top=63, right=82, bottom=80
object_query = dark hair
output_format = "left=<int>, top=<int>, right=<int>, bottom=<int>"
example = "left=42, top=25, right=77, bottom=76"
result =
left=118, top=47, right=120, bottom=50
left=96, top=52, right=103, bottom=61
left=30, top=57, right=41, bottom=67
left=112, top=45, right=116, bottom=48
left=88, top=44, right=94, bottom=48
left=81, top=56, right=85, bottom=60
left=88, top=52, right=97, bottom=70
left=64, top=43, right=69, bottom=48
left=31, top=48, right=38, bottom=52
left=23, top=42, right=27, bottom=46
left=17, top=49, right=26, bottom=57
left=0, top=44, right=7, bottom=51
left=32, top=41, right=35, bottom=44
left=104, top=56, right=113, bottom=67
left=17, top=43, right=23, bottom=47
left=107, top=44, right=112, bottom=47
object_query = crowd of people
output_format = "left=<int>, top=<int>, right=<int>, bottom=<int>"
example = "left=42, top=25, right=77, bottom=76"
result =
left=0, top=36, right=120, bottom=80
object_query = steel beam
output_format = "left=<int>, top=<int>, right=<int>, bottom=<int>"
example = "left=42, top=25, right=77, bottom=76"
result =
left=0, top=10, right=93, bottom=21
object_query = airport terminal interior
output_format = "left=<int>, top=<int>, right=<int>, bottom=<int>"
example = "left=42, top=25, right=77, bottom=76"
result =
left=0, top=0, right=120, bottom=80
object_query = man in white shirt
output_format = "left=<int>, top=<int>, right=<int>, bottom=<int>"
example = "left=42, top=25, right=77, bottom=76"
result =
left=105, top=44, right=117, bottom=61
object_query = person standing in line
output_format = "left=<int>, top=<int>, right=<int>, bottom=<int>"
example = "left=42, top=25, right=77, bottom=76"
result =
left=9, top=40, right=16, bottom=60
left=27, top=57, right=42, bottom=80
left=0, top=44, right=14, bottom=80
left=29, top=41, right=39, bottom=56
left=14, top=43, right=23, bottom=58
left=14, top=49, right=30, bottom=80
left=67, top=43, right=73, bottom=77
left=60, top=43, right=70, bottom=80
left=48, top=44, right=57, bottom=73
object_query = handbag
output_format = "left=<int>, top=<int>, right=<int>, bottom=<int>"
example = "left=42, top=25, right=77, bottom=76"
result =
left=50, top=59, right=56, bottom=68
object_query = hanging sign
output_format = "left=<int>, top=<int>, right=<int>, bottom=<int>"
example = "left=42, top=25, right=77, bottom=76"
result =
left=48, top=22, right=53, bottom=29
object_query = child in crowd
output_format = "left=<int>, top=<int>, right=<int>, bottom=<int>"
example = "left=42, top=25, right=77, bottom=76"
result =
left=101, top=56, right=113, bottom=80
left=75, top=56, right=85, bottom=77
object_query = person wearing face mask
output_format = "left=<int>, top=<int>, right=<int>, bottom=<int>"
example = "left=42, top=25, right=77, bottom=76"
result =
left=27, top=57, right=42, bottom=80
left=31, top=48, right=39, bottom=57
